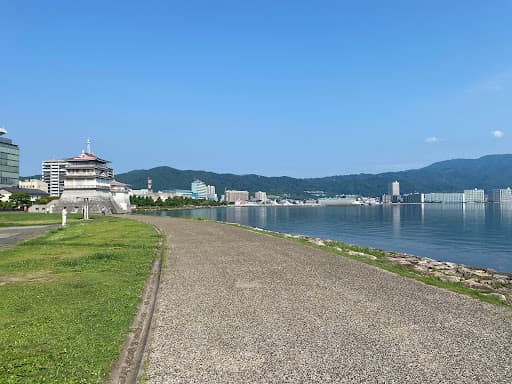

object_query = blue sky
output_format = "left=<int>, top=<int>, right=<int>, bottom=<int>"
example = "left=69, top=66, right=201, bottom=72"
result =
left=1, top=0, right=511, bottom=177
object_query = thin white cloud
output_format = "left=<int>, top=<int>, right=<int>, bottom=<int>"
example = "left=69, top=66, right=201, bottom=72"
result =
left=425, top=136, right=440, bottom=144
left=492, top=130, right=505, bottom=138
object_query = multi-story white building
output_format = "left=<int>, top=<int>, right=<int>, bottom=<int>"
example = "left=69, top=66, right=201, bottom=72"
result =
left=424, top=192, right=465, bottom=204
left=206, top=185, right=217, bottom=201
left=225, top=189, right=249, bottom=203
left=388, top=181, right=400, bottom=203
left=464, top=189, right=485, bottom=203
left=389, top=181, right=400, bottom=196
left=191, top=179, right=208, bottom=199
left=42, top=160, right=67, bottom=196
left=255, top=191, right=267, bottom=202
left=490, top=188, right=512, bottom=203
left=19, top=179, right=48, bottom=193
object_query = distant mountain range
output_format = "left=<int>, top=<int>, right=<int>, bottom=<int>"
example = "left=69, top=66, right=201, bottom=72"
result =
left=114, top=154, right=512, bottom=198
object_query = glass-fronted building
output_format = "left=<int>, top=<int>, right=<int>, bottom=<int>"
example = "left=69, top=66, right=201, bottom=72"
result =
left=0, top=129, right=19, bottom=187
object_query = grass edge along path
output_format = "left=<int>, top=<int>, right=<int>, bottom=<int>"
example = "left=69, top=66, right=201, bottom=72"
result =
left=0, top=215, right=161, bottom=383
left=107, top=222, right=165, bottom=384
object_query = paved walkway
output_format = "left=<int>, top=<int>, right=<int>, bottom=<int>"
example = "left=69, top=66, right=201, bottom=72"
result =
left=135, top=216, right=512, bottom=383
left=0, top=225, right=58, bottom=250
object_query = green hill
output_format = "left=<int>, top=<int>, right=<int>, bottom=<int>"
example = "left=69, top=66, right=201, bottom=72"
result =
left=113, top=154, right=512, bottom=197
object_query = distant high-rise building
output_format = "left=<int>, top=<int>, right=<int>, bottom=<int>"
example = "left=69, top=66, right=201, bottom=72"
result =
left=0, top=128, right=19, bottom=187
left=464, top=189, right=485, bottom=203
left=388, top=181, right=400, bottom=203
left=424, top=192, right=464, bottom=204
left=490, top=188, right=512, bottom=203
left=206, top=185, right=218, bottom=201
left=389, top=181, right=400, bottom=196
left=42, top=160, right=67, bottom=196
left=191, top=179, right=208, bottom=199
left=225, top=189, right=249, bottom=203
left=255, top=191, right=267, bottom=202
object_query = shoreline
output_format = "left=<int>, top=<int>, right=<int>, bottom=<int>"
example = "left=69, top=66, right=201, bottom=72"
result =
left=135, top=210, right=512, bottom=306
left=224, top=221, right=512, bottom=306
left=138, top=205, right=511, bottom=273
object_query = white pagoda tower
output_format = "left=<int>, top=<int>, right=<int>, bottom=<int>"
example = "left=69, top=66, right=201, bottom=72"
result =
left=62, top=151, right=114, bottom=198
left=49, top=141, right=129, bottom=214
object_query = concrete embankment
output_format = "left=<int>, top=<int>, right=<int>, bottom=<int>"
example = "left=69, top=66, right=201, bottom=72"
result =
left=133, top=216, right=512, bottom=383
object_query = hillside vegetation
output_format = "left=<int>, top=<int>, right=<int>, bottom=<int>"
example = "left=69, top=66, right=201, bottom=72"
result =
left=116, top=154, right=512, bottom=197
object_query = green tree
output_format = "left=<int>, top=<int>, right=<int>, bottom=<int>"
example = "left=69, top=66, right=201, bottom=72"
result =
left=9, top=192, right=32, bottom=208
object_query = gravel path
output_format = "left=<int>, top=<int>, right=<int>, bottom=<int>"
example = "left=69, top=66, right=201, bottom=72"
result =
left=135, top=216, right=512, bottom=383
left=0, top=225, right=58, bottom=249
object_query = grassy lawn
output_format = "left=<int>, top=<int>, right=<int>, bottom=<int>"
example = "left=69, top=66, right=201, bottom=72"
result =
left=0, top=212, right=81, bottom=227
left=0, top=215, right=161, bottom=383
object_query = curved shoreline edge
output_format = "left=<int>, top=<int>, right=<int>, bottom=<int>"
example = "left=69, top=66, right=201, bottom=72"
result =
left=221, top=221, right=512, bottom=308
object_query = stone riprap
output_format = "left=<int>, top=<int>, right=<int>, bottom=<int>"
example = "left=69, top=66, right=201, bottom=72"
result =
left=134, top=216, right=512, bottom=384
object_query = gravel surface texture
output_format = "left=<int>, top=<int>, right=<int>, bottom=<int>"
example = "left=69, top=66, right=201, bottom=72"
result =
left=0, top=225, right=58, bottom=249
left=134, top=216, right=512, bottom=384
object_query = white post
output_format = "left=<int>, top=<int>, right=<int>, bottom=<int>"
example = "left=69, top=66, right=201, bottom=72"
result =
left=83, top=198, right=89, bottom=220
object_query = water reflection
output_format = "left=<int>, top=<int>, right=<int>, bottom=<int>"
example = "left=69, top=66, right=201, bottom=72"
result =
left=148, top=204, right=512, bottom=272
left=392, top=205, right=400, bottom=238
left=226, top=206, right=249, bottom=225
left=499, top=203, right=512, bottom=224
left=462, top=203, right=485, bottom=223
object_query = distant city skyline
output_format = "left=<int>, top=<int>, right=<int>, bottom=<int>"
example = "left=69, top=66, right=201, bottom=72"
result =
left=1, top=1, right=511, bottom=177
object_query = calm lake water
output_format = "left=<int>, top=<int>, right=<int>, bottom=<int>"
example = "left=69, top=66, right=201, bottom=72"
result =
left=144, top=204, right=512, bottom=272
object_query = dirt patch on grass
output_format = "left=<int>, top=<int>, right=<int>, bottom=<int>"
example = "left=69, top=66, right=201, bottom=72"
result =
left=0, top=270, right=55, bottom=286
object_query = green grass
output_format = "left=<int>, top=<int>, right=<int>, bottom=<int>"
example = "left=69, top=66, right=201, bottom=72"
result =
left=0, top=215, right=161, bottom=383
left=0, top=212, right=82, bottom=227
